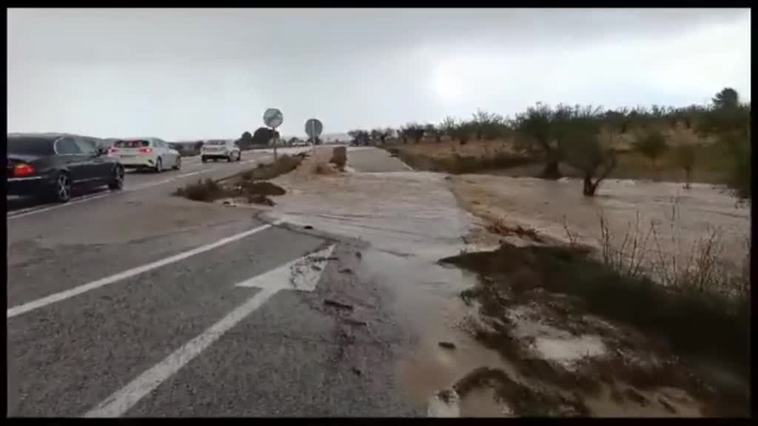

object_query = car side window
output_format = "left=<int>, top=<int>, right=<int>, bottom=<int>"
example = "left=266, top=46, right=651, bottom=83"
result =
left=74, top=138, right=96, bottom=155
left=56, top=138, right=82, bottom=155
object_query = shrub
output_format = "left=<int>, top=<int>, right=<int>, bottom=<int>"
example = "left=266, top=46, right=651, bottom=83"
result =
left=633, top=127, right=668, bottom=169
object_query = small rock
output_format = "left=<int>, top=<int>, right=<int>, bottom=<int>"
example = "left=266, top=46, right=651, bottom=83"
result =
left=355, top=252, right=362, bottom=259
left=311, top=265, right=322, bottom=271
left=658, top=397, right=677, bottom=414
left=428, top=389, right=460, bottom=417
left=624, top=388, right=649, bottom=406
left=222, top=200, right=232, bottom=205
left=304, top=225, right=314, bottom=230
left=438, top=341, right=456, bottom=350
left=351, top=367, right=362, bottom=376
left=324, top=299, right=354, bottom=311
left=338, top=268, right=353, bottom=274
left=344, top=318, right=367, bottom=327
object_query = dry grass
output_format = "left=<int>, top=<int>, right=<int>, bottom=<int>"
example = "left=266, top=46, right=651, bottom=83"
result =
left=588, top=202, right=750, bottom=300
left=387, top=134, right=734, bottom=185
left=385, top=138, right=537, bottom=174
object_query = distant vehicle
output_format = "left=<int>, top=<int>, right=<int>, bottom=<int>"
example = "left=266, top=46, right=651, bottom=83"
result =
left=201, top=140, right=241, bottom=163
left=7, top=134, right=125, bottom=203
left=108, top=138, right=181, bottom=172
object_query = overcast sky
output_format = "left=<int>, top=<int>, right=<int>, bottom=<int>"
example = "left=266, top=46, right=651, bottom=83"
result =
left=8, top=8, right=751, bottom=140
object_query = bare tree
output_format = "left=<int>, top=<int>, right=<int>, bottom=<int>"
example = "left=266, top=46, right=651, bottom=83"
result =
left=669, top=124, right=699, bottom=189
left=560, top=117, right=618, bottom=197
left=440, top=116, right=457, bottom=141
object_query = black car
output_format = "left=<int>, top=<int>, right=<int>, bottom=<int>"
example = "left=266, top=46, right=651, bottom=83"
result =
left=6, top=134, right=125, bottom=203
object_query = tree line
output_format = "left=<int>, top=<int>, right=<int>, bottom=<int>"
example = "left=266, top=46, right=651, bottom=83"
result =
left=348, top=88, right=750, bottom=198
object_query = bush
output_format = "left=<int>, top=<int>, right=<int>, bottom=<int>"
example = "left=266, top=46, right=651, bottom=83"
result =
left=174, top=179, right=229, bottom=202
left=633, top=127, right=668, bottom=169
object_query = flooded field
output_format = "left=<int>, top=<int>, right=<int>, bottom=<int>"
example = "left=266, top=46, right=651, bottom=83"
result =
left=255, top=148, right=748, bottom=417
left=452, top=174, right=750, bottom=284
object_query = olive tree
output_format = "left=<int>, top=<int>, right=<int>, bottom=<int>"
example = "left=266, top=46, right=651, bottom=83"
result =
left=669, top=124, right=699, bottom=189
left=561, top=122, right=618, bottom=197
left=633, top=127, right=668, bottom=169
left=401, top=123, right=426, bottom=144
left=712, top=87, right=739, bottom=110
left=471, top=109, right=506, bottom=140
left=512, top=103, right=572, bottom=180
left=440, top=116, right=457, bottom=141
left=451, top=121, right=475, bottom=145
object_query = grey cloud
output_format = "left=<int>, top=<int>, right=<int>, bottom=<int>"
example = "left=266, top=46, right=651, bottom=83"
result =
left=8, top=8, right=751, bottom=139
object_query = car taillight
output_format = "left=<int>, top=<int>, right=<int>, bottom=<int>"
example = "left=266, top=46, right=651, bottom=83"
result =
left=13, top=163, right=35, bottom=177
left=139, top=148, right=153, bottom=154
left=108, top=148, right=120, bottom=154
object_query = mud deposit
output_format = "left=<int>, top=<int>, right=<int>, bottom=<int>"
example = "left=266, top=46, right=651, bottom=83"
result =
left=440, top=243, right=750, bottom=417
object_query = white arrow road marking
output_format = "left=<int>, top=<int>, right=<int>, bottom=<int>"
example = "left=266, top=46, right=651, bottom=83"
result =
left=84, top=244, right=336, bottom=418
left=7, top=221, right=281, bottom=319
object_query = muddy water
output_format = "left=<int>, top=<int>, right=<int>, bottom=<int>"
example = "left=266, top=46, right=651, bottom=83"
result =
left=269, top=155, right=519, bottom=413
left=264, top=150, right=725, bottom=416
left=453, top=175, right=750, bottom=280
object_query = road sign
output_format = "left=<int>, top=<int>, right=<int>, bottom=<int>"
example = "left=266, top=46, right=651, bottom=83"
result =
left=305, top=119, right=323, bottom=139
left=263, top=108, right=283, bottom=129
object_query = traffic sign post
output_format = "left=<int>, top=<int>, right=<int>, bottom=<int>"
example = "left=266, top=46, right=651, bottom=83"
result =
left=263, top=108, right=283, bottom=160
left=304, top=118, right=323, bottom=155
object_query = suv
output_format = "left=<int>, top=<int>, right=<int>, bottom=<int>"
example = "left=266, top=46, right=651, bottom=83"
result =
left=201, top=140, right=241, bottom=163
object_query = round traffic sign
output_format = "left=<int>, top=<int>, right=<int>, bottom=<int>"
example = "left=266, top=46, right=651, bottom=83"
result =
left=263, top=108, right=283, bottom=129
left=305, top=119, right=323, bottom=138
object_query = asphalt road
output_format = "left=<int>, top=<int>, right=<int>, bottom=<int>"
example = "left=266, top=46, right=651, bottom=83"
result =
left=6, top=147, right=421, bottom=417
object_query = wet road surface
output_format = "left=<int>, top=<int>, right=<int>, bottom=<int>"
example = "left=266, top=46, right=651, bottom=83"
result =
left=6, top=147, right=423, bottom=417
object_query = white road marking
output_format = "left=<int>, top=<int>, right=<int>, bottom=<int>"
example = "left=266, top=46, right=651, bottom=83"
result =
left=6, top=192, right=114, bottom=219
left=6, top=221, right=281, bottom=319
left=84, top=244, right=335, bottom=418
left=7, top=157, right=266, bottom=220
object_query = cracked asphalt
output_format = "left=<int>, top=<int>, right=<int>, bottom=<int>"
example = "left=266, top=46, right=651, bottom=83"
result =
left=6, top=147, right=423, bottom=417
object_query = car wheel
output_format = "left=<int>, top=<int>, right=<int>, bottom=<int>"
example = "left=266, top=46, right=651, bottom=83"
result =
left=236, top=152, right=242, bottom=161
left=51, top=172, right=72, bottom=203
left=227, top=153, right=233, bottom=162
left=201, top=156, right=208, bottom=163
left=108, top=166, right=124, bottom=190
left=154, top=157, right=163, bottom=173
left=174, top=156, right=181, bottom=170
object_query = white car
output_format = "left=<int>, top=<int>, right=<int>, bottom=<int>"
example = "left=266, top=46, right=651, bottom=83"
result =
left=201, top=140, right=241, bottom=163
left=108, top=138, right=181, bottom=172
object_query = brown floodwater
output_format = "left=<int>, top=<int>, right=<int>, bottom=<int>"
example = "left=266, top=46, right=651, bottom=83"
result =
left=453, top=175, right=750, bottom=283
left=260, top=149, right=738, bottom=416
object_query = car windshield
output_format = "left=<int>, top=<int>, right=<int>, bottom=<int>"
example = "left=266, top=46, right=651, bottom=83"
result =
left=114, top=140, right=150, bottom=148
left=206, top=141, right=226, bottom=145
left=7, top=136, right=55, bottom=156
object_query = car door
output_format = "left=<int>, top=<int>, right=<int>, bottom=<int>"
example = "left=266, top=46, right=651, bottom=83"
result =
left=54, top=137, right=89, bottom=184
left=155, top=140, right=171, bottom=167
left=74, top=137, right=109, bottom=183
left=166, top=141, right=179, bottom=167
